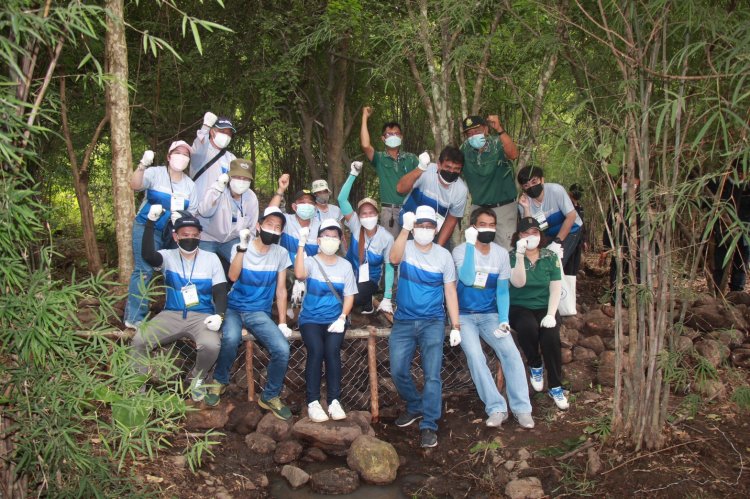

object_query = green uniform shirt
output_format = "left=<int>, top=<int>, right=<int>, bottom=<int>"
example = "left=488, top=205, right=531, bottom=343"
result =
left=460, top=135, right=517, bottom=206
left=509, top=249, right=561, bottom=310
left=370, top=150, right=418, bottom=205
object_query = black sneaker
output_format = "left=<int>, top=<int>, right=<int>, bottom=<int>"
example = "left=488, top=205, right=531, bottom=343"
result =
left=395, top=412, right=422, bottom=427
left=420, top=429, right=438, bottom=448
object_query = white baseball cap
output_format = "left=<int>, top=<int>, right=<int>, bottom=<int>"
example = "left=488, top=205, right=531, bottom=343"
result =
left=415, top=205, right=437, bottom=225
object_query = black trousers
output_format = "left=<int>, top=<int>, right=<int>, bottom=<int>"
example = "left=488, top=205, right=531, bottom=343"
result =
left=509, top=306, right=563, bottom=389
left=713, top=232, right=749, bottom=292
left=354, top=280, right=378, bottom=308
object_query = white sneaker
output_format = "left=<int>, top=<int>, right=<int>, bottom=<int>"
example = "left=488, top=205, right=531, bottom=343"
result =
left=307, top=401, right=329, bottom=422
left=549, top=387, right=569, bottom=410
left=529, top=367, right=544, bottom=392
left=327, top=399, right=347, bottom=420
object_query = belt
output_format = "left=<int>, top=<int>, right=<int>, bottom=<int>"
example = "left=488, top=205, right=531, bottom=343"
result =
left=479, top=199, right=515, bottom=209
left=381, top=203, right=402, bottom=208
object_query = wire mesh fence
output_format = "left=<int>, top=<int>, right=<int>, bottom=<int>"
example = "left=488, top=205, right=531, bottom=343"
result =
left=158, top=326, right=505, bottom=416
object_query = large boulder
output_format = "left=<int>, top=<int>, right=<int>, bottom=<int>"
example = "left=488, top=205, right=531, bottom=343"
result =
left=293, top=418, right=363, bottom=456
left=573, top=346, right=597, bottom=361
left=731, top=348, right=750, bottom=368
left=563, top=360, right=595, bottom=392
left=685, top=304, right=746, bottom=332
left=560, top=327, right=580, bottom=348
left=244, top=432, right=277, bottom=454
left=225, top=400, right=263, bottom=435
left=280, top=465, right=309, bottom=489
left=274, top=439, right=304, bottom=464
left=579, top=335, right=606, bottom=354
left=694, top=339, right=730, bottom=367
left=561, top=348, right=573, bottom=364
left=310, top=467, right=360, bottom=495
left=346, top=435, right=400, bottom=485
left=347, top=411, right=376, bottom=436
left=184, top=401, right=234, bottom=430
left=256, top=412, right=293, bottom=442
left=674, top=335, right=694, bottom=353
left=707, top=329, right=745, bottom=348
left=581, top=309, right=615, bottom=338
left=505, top=477, right=545, bottom=499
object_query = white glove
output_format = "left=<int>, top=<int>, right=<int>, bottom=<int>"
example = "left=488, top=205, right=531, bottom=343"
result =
left=494, top=322, right=511, bottom=338
left=516, top=238, right=528, bottom=255
left=203, top=111, right=218, bottom=128
left=147, top=205, right=164, bottom=222
left=449, top=328, right=462, bottom=347
left=238, top=229, right=251, bottom=250
left=213, top=173, right=230, bottom=193
left=540, top=315, right=556, bottom=328
left=547, top=242, right=563, bottom=259
left=291, top=280, right=306, bottom=306
left=327, top=315, right=347, bottom=333
left=418, top=151, right=431, bottom=171
left=464, top=226, right=478, bottom=245
left=402, top=212, right=416, bottom=231
left=298, top=227, right=310, bottom=248
left=139, top=150, right=155, bottom=168
left=278, top=323, right=292, bottom=338
left=377, top=298, right=393, bottom=314
left=204, top=314, right=223, bottom=331
left=350, top=161, right=364, bottom=177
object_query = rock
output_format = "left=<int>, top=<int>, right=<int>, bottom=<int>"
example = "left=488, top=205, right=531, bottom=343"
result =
left=517, top=448, right=532, bottom=461
left=215, top=492, right=232, bottom=499
left=582, top=309, right=615, bottom=338
left=587, top=447, right=602, bottom=476
left=579, top=335, right=605, bottom=354
left=302, top=446, right=327, bottom=462
left=697, top=379, right=726, bottom=400
left=726, top=291, right=750, bottom=306
left=244, top=432, right=276, bottom=454
left=674, top=335, right=694, bottom=353
left=707, top=329, right=744, bottom=348
left=348, top=411, right=376, bottom=436
left=504, top=460, right=515, bottom=471
left=225, top=400, right=263, bottom=435
left=573, top=346, right=597, bottom=361
left=731, top=348, right=750, bottom=368
left=274, top=439, right=304, bottom=464
left=518, top=460, right=530, bottom=470
left=505, top=477, right=545, bottom=499
left=346, top=435, right=400, bottom=485
left=564, top=360, right=595, bottom=392
left=171, top=455, right=187, bottom=468
left=685, top=304, right=746, bottom=332
left=600, top=304, right=615, bottom=318
left=560, top=327, right=580, bottom=348
left=561, top=348, right=573, bottom=364
left=293, top=418, right=363, bottom=456
left=562, top=316, right=583, bottom=331
left=256, top=412, right=293, bottom=442
left=257, top=474, right=269, bottom=488
left=280, top=465, right=309, bottom=489
left=681, top=327, right=702, bottom=341
left=184, top=401, right=235, bottom=430
left=694, top=339, right=730, bottom=367
left=596, top=350, right=630, bottom=388
left=310, top=467, right=360, bottom=495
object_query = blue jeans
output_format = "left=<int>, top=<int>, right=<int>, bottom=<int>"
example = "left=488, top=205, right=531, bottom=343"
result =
left=124, top=221, right=165, bottom=325
left=300, top=322, right=346, bottom=404
left=216, top=309, right=290, bottom=399
left=459, top=313, right=532, bottom=416
left=199, top=239, right=239, bottom=263
left=389, top=318, right=445, bottom=431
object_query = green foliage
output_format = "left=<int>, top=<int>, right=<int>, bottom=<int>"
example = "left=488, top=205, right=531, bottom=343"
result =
left=660, top=349, right=691, bottom=394
left=583, top=415, right=612, bottom=441
left=184, top=429, right=224, bottom=473
left=730, top=385, right=750, bottom=413
left=469, top=439, right=502, bottom=454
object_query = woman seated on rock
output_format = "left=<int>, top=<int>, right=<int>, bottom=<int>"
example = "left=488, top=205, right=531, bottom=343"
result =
left=509, top=217, right=568, bottom=410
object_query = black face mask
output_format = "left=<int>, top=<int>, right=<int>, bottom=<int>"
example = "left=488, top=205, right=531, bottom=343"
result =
left=177, top=237, right=200, bottom=253
left=260, top=229, right=281, bottom=245
left=439, top=169, right=460, bottom=184
left=524, top=183, right=544, bottom=199
left=477, top=230, right=496, bottom=244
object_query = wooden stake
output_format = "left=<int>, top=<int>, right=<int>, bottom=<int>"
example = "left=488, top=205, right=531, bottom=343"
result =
left=367, top=326, right=380, bottom=422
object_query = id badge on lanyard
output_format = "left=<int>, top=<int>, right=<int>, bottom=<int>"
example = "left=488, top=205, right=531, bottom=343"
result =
left=181, top=284, right=199, bottom=307
left=473, top=271, right=489, bottom=289
left=533, top=211, right=549, bottom=231
left=358, top=262, right=370, bottom=283
left=171, top=193, right=187, bottom=213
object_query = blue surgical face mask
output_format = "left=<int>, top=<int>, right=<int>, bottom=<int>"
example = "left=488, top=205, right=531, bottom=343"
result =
left=295, top=203, right=315, bottom=220
left=468, top=134, right=486, bottom=150
left=384, top=136, right=402, bottom=148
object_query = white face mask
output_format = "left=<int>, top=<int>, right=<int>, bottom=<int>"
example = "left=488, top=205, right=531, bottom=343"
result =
left=413, top=228, right=435, bottom=246
left=525, top=235, right=541, bottom=250
left=384, top=136, right=402, bottom=148
left=360, top=216, right=378, bottom=231
left=319, top=236, right=340, bottom=255
left=169, top=154, right=190, bottom=172
left=230, top=178, right=251, bottom=195
left=212, top=132, right=231, bottom=149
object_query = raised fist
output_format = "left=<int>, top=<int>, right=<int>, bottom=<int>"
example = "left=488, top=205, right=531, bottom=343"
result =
left=147, top=205, right=164, bottom=222
left=418, top=151, right=431, bottom=171
left=363, top=106, right=373, bottom=118
left=464, top=226, right=478, bottom=245
left=350, top=161, right=364, bottom=177
left=239, top=229, right=252, bottom=249
left=140, top=150, right=155, bottom=167
left=402, top=212, right=416, bottom=232
left=278, top=173, right=290, bottom=192
left=203, top=111, right=218, bottom=128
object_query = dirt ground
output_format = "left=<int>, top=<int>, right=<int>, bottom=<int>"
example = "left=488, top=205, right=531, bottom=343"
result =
left=128, top=255, right=750, bottom=498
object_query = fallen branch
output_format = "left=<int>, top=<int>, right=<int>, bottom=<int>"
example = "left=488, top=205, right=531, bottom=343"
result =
left=556, top=439, right=596, bottom=461
left=601, top=438, right=714, bottom=475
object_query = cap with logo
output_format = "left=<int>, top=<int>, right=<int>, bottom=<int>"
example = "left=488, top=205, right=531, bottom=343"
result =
left=415, top=205, right=437, bottom=226
left=294, top=189, right=314, bottom=203
left=229, top=158, right=253, bottom=179
left=517, top=216, right=541, bottom=233
left=357, top=197, right=379, bottom=213
left=259, top=206, right=286, bottom=230
left=462, top=115, right=486, bottom=133
left=214, top=117, right=236, bottom=133
left=318, top=218, right=343, bottom=237
left=311, top=179, right=330, bottom=193
left=172, top=211, right=203, bottom=232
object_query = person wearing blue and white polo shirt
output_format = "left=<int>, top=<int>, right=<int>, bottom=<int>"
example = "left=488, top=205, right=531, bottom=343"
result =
left=294, top=219, right=357, bottom=423
left=206, top=207, right=293, bottom=417
left=389, top=205, right=461, bottom=449
left=337, top=160, right=396, bottom=314
left=396, top=146, right=469, bottom=248
left=452, top=207, right=534, bottom=430
left=517, top=165, right=583, bottom=267
left=125, top=141, right=198, bottom=328
left=132, top=209, right=226, bottom=402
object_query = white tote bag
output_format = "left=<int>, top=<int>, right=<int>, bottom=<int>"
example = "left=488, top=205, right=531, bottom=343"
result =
left=559, top=273, right=577, bottom=316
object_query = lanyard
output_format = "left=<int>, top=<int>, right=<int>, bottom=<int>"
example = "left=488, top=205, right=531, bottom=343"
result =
left=179, top=252, right=198, bottom=284
left=232, top=193, right=244, bottom=218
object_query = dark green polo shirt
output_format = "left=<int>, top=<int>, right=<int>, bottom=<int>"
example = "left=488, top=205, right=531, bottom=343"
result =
left=509, top=249, right=562, bottom=310
left=460, top=135, right=517, bottom=206
left=370, top=151, right=418, bottom=205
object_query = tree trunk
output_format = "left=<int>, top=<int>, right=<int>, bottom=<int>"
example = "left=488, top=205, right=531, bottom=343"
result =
left=105, top=0, right=134, bottom=283
left=324, top=40, right=350, bottom=193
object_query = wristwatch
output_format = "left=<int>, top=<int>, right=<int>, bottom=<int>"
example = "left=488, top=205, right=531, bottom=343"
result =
left=554, top=237, right=563, bottom=244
